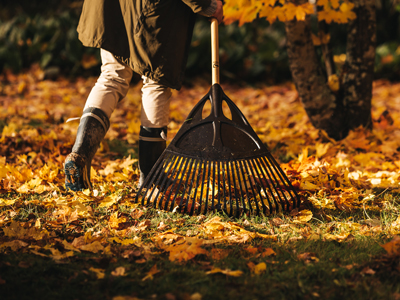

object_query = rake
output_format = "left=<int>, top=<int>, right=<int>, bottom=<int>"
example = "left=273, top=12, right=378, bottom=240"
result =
left=135, top=19, right=300, bottom=216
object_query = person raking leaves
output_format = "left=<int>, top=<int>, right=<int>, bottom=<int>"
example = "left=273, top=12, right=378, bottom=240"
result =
left=64, top=0, right=224, bottom=191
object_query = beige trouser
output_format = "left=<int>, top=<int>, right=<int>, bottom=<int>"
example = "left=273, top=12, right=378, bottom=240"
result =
left=84, top=49, right=172, bottom=128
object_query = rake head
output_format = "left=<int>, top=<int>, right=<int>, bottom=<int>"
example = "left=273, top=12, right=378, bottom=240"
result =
left=135, top=84, right=300, bottom=216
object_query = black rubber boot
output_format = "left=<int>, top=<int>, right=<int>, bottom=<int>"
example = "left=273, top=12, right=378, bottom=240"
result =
left=64, top=107, right=110, bottom=191
left=138, top=126, right=167, bottom=188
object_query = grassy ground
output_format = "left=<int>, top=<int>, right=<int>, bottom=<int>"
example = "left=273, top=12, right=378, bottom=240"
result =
left=1, top=192, right=399, bottom=300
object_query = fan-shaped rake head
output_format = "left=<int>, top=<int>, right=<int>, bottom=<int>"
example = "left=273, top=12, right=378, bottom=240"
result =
left=135, top=84, right=300, bottom=216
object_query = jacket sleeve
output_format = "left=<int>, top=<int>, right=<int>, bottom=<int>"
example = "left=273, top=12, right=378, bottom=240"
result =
left=181, top=0, right=216, bottom=15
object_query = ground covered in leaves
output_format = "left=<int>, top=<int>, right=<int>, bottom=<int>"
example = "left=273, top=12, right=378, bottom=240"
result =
left=0, top=66, right=400, bottom=300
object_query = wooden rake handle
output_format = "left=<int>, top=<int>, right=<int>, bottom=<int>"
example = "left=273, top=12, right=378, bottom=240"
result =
left=211, top=18, right=220, bottom=85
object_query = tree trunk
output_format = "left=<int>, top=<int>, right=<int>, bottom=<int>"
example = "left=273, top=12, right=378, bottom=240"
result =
left=342, top=0, right=376, bottom=131
left=284, top=0, right=376, bottom=140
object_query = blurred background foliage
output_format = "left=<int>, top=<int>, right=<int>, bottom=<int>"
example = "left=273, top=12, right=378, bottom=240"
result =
left=1, top=0, right=400, bottom=83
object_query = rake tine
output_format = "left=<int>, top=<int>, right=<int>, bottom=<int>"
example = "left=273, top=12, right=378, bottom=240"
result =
left=137, top=152, right=168, bottom=206
left=266, top=152, right=300, bottom=208
left=240, top=159, right=260, bottom=216
left=216, top=161, right=222, bottom=211
left=261, top=156, right=287, bottom=212
left=264, top=153, right=292, bottom=209
left=253, top=157, right=276, bottom=214
left=229, top=160, right=241, bottom=217
left=211, top=161, right=216, bottom=211
left=247, top=158, right=268, bottom=215
left=187, top=158, right=201, bottom=215
left=197, top=159, right=207, bottom=215
left=158, top=155, right=183, bottom=210
left=156, top=153, right=176, bottom=191
left=221, top=161, right=227, bottom=213
left=260, top=156, right=289, bottom=211
left=149, top=152, right=176, bottom=206
left=168, top=156, right=190, bottom=211
left=225, top=161, right=234, bottom=216
left=153, top=153, right=179, bottom=208
left=203, top=160, right=212, bottom=215
left=236, top=161, right=253, bottom=212
left=178, top=158, right=195, bottom=213
left=233, top=160, right=247, bottom=214
left=136, top=151, right=165, bottom=204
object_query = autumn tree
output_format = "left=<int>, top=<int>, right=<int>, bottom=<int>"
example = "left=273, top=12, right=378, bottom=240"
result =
left=224, top=0, right=376, bottom=140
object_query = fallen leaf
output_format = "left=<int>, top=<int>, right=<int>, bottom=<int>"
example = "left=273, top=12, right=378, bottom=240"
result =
left=297, top=252, right=319, bottom=263
left=253, top=262, right=267, bottom=275
left=381, top=236, right=400, bottom=256
left=89, top=267, right=105, bottom=279
left=206, top=267, right=243, bottom=277
left=80, top=241, right=105, bottom=253
left=261, top=248, right=276, bottom=257
left=111, top=267, right=126, bottom=277
left=142, top=264, right=160, bottom=281
left=0, top=240, right=28, bottom=251
left=292, top=209, right=313, bottom=223
left=164, top=237, right=207, bottom=262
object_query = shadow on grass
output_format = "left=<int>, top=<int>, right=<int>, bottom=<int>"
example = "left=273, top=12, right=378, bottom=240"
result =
left=0, top=237, right=399, bottom=300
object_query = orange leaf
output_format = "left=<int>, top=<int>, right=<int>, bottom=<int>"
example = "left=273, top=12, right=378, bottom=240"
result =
left=164, top=237, right=207, bottom=262
left=381, top=236, right=400, bottom=256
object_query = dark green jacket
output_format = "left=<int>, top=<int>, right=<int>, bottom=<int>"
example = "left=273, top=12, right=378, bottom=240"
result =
left=77, top=0, right=212, bottom=90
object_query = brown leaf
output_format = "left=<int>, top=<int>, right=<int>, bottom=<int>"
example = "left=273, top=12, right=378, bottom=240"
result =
left=297, top=252, right=319, bottom=263
left=80, top=241, right=104, bottom=253
left=360, top=267, right=376, bottom=275
left=261, top=248, right=276, bottom=257
left=271, top=218, right=284, bottom=227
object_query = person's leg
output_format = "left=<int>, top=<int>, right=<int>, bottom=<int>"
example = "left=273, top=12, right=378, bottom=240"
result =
left=65, top=49, right=133, bottom=191
left=138, top=76, right=172, bottom=187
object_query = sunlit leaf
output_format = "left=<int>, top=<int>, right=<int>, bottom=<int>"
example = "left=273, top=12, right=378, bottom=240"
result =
left=206, top=267, right=243, bottom=277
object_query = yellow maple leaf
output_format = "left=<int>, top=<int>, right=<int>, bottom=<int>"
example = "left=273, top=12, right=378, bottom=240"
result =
left=109, top=212, right=128, bottom=229
left=142, top=264, right=160, bottom=281
left=239, top=6, right=259, bottom=26
left=286, top=3, right=314, bottom=22
left=0, top=198, right=16, bottom=206
left=98, top=193, right=122, bottom=208
left=206, top=267, right=243, bottom=277
left=292, top=209, right=313, bottom=223
left=318, top=10, right=334, bottom=24
left=89, top=267, right=105, bottom=279
left=317, top=0, right=329, bottom=10
left=283, top=3, right=297, bottom=22
left=330, top=0, right=340, bottom=9
left=339, top=1, right=355, bottom=13
left=247, top=262, right=267, bottom=275
left=164, top=237, right=207, bottom=262
left=328, top=74, right=340, bottom=92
